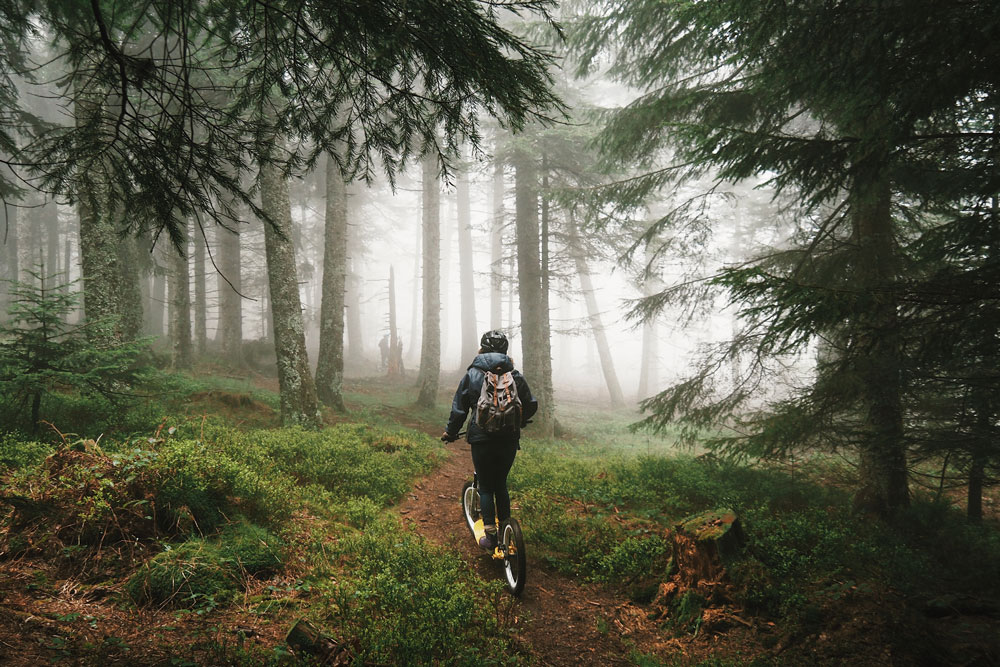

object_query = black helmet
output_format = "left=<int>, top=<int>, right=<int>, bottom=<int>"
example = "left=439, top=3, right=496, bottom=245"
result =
left=480, top=329, right=508, bottom=354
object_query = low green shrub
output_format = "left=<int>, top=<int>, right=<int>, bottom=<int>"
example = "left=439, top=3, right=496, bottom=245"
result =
left=153, top=437, right=298, bottom=533
left=0, top=433, right=53, bottom=469
left=326, top=520, right=518, bottom=664
left=125, top=538, right=240, bottom=609
left=219, top=521, right=284, bottom=578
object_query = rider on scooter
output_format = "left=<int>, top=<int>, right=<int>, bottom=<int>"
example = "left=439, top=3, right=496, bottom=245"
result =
left=442, top=330, right=537, bottom=550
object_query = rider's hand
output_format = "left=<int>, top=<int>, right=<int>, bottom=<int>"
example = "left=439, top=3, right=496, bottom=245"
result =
left=441, top=432, right=457, bottom=442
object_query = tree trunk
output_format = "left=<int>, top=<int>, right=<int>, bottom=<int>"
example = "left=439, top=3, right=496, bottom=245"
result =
left=388, top=265, right=403, bottom=376
left=316, top=153, right=349, bottom=411
left=1, top=203, right=18, bottom=319
left=75, top=79, right=125, bottom=347
left=637, top=308, right=658, bottom=402
left=345, top=253, right=364, bottom=361
left=568, top=215, right=625, bottom=407
left=967, top=433, right=987, bottom=523
left=117, top=233, right=143, bottom=341
left=169, top=222, right=193, bottom=369
left=513, top=149, right=552, bottom=436
left=416, top=153, right=441, bottom=407
left=457, top=155, right=478, bottom=365
left=259, top=159, right=322, bottom=428
left=850, top=149, right=909, bottom=515
left=45, top=201, right=59, bottom=284
left=539, top=156, right=556, bottom=428
left=408, top=217, right=420, bottom=360
left=193, top=225, right=207, bottom=355
left=149, top=242, right=167, bottom=337
left=217, top=215, right=243, bottom=364
left=491, top=153, right=505, bottom=329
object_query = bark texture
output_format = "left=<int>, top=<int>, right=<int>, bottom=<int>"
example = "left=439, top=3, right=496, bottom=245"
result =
left=416, top=153, right=441, bottom=407
left=117, top=233, right=143, bottom=342
left=456, top=158, right=478, bottom=365
left=513, top=149, right=552, bottom=436
left=1, top=204, right=18, bottom=319
left=193, top=226, right=207, bottom=355
left=169, top=223, right=192, bottom=370
left=490, top=154, right=504, bottom=328
left=259, top=160, right=322, bottom=428
left=345, top=253, right=364, bottom=361
left=315, top=153, right=348, bottom=411
left=850, top=149, right=909, bottom=514
left=217, top=215, right=243, bottom=364
left=75, top=79, right=125, bottom=346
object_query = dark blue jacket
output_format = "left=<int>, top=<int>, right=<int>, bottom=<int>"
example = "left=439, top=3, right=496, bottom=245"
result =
left=446, top=352, right=538, bottom=445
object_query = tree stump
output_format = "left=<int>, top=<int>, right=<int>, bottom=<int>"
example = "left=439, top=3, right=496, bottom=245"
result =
left=285, top=620, right=340, bottom=663
left=671, top=508, right=745, bottom=587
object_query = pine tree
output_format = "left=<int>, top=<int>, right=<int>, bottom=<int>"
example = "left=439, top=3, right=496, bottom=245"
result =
left=570, top=0, right=1000, bottom=514
left=2, top=0, right=561, bottom=246
left=0, top=268, right=147, bottom=434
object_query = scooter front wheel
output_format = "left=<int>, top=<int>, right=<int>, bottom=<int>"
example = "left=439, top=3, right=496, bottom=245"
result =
left=461, top=480, right=480, bottom=539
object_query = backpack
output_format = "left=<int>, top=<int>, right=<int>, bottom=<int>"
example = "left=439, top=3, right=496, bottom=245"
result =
left=475, top=367, right=522, bottom=434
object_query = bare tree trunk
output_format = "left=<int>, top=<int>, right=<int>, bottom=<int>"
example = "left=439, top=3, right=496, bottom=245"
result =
left=1, top=203, right=18, bottom=319
left=259, top=160, right=322, bottom=428
left=75, top=79, right=125, bottom=346
left=169, top=222, right=193, bottom=369
left=117, top=234, right=143, bottom=341
left=851, top=148, right=909, bottom=515
left=637, top=288, right=658, bottom=402
left=149, top=242, right=167, bottom=337
left=568, top=216, right=625, bottom=407
left=416, top=153, right=441, bottom=407
left=457, top=154, right=478, bottom=365
left=408, top=218, right=420, bottom=360
left=513, top=149, right=552, bottom=436
left=345, top=253, right=364, bottom=361
left=539, top=157, right=556, bottom=427
left=388, top=265, right=403, bottom=376
left=967, top=410, right=988, bottom=523
left=491, top=153, right=504, bottom=329
left=45, top=201, right=59, bottom=283
left=217, top=216, right=243, bottom=364
left=316, top=153, right=349, bottom=411
left=193, top=226, right=207, bottom=356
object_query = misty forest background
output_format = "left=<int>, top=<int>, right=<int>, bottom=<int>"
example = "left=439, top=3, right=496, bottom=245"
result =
left=1, top=1, right=999, bottom=665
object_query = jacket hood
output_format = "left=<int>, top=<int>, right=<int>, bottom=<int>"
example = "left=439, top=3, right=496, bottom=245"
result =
left=470, top=352, right=514, bottom=373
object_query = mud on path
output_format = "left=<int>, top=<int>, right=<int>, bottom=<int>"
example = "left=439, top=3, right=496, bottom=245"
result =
left=399, top=439, right=660, bottom=666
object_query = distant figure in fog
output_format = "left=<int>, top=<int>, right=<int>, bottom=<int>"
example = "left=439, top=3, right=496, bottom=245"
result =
left=379, top=334, right=389, bottom=370
left=442, top=330, right=537, bottom=550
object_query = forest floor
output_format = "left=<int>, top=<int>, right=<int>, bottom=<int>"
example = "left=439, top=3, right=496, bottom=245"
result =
left=370, top=395, right=759, bottom=666
left=397, top=437, right=762, bottom=666
left=364, top=379, right=1000, bottom=667
left=1, top=372, right=998, bottom=665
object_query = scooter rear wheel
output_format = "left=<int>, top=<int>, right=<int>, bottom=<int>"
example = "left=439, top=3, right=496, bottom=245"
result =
left=501, top=518, right=526, bottom=596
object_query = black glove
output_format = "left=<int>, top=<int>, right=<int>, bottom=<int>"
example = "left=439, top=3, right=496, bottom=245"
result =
left=441, top=432, right=458, bottom=442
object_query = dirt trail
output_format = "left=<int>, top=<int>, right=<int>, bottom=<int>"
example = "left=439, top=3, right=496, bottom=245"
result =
left=399, top=439, right=663, bottom=666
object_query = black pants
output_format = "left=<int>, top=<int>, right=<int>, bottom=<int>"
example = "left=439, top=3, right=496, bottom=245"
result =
left=470, top=440, right=518, bottom=528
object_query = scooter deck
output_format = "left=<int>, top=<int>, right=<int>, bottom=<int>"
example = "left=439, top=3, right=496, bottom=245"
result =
left=474, top=518, right=507, bottom=560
